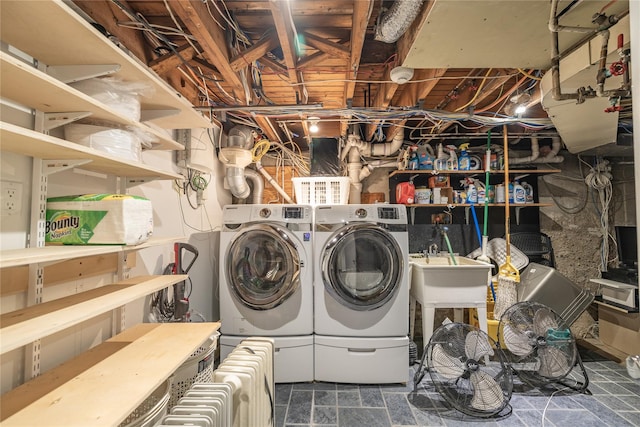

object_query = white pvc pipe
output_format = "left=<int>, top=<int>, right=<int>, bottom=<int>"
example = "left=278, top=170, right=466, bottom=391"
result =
left=510, top=136, right=541, bottom=164
left=255, top=162, right=294, bottom=204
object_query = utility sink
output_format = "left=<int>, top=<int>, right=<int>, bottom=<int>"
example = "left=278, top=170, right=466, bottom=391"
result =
left=409, top=255, right=492, bottom=304
left=408, top=255, right=493, bottom=344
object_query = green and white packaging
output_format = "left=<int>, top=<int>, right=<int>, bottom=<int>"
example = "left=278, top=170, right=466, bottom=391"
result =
left=45, top=194, right=153, bottom=245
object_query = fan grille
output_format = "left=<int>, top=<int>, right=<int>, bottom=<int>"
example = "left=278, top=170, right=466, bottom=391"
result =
left=499, top=301, right=577, bottom=387
left=426, top=323, right=512, bottom=418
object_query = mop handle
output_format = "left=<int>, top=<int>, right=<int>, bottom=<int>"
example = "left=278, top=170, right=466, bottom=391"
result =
left=503, top=125, right=511, bottom=258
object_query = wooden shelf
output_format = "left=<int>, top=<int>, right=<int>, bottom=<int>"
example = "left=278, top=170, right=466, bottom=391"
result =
left=1, top=54, right=182, bottom=151
left=0, top=236, right=185, bottom=269
left=1, top=322, right=221, bottom=426
left=0, top=121, right=183, bottom=180
left=0, top=274, right=188, bottom=354
left=405, top=203, right=552, bottom=208
left=0, top=0, right=212, bottom=130
left=389, top=168, right=561, bottom=178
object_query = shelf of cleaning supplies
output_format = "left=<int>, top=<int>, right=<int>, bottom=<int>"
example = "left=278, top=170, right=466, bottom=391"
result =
left=404, top=203, right=552, bottom=208
left=389, top=169, right=561, bottom=178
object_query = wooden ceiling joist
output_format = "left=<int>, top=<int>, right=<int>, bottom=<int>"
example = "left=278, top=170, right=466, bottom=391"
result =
left=229, top=33, right=279, bottom=72
left=343, top=0, right=373, bottom=107
left=149, top=44, right=197, bottom=76
left=170, top=0, right=245, bottom=100
left=301, top=32, right=350, bottom=59
left=253, top=115, right=280, bottom=143
left=269, top=0, right=303, bottom=102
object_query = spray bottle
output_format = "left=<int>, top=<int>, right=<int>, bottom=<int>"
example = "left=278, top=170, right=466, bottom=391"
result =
left=466, top=178, right=478, bottom=203
left=458, top=143, right=471, bottom=170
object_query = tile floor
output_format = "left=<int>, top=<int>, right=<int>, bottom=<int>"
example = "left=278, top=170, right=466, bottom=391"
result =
left=274, top=349, right=640, bottom=427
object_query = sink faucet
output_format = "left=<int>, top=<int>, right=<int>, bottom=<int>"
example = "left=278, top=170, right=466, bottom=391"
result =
left=425, top=243, right=439, bottom=257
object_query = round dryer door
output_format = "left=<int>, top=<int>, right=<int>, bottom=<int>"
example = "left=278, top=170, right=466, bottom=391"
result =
left=321, top=222, right=403, bottom=311
left=226, top=223, right=301, bottom=310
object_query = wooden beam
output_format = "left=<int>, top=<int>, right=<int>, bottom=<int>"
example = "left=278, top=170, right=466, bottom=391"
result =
left=365, top=66, right=399, bottom=140
left=258, top=55, right=288, bottom=75
left=269, top=0, right=302, bottom=101
left=253, top=115, right=280, bottom=142
left=384, top=68, right=447, bottom=141
left=343, top=0, right=373, bottom=106
left=301, top=31, right=350, bottom=59
left=73, top=0, right=150, bottom=63
left=230, top=33, right=279, bottom=72
left=170, top=0, right=245, bottom=100
left=149, top=44, right=197, bottom=76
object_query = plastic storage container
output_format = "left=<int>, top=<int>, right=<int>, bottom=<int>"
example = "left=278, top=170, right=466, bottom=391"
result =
left=292, top=176, right=350, bottom=205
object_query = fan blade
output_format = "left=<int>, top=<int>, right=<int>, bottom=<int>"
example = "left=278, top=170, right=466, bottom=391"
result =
left=533, top=307, right=558, bottom=336
left=470, top=370, right=505, bottom=411
left=538, top=346, right=570, bottom=378
left=465, top=330, right=495, bottom=360
left=431, top=343, right=465, bottom=379
left=502, top=323, right=534, bottom=357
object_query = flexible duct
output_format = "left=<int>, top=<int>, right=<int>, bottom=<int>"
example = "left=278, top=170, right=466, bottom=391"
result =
left=244, top=168, right=264, bottom=204
left=255, top=162, right=295, bottom=204
left=374, top=0, right=424, bottom=43
left=220, top=125, right=255, bottom=199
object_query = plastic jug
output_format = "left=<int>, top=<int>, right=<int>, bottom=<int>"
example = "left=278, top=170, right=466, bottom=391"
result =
left=396, top=182, right=415, bottom=204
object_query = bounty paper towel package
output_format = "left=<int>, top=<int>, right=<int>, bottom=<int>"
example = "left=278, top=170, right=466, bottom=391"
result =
left=45, top=194, right=153, bottom=245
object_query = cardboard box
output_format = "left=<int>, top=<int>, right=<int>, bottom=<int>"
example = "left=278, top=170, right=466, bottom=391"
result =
left=599, top=304, right=640, bottom=355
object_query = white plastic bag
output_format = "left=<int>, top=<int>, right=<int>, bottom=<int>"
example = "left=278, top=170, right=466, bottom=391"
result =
left=65, top=123, right=142, bottom=162
left=70, top=77, right=154, bottom=122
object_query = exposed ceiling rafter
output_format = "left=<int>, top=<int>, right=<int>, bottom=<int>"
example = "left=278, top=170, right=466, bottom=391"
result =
left=170, top=0, right=245, bottom=101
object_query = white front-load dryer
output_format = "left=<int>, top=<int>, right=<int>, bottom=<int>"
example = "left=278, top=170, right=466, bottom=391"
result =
left=219, top=204, right=313, bottom=382
left=313, top=204, right=409, bottom=384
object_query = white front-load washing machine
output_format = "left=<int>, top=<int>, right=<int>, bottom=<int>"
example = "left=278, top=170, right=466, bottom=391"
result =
left=313, top=204, right=409, bottom=384
left=219, top=204, right=313, bottom=382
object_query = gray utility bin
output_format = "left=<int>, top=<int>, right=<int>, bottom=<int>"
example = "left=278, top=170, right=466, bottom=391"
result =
left=518, top=263, right=594, bottom=326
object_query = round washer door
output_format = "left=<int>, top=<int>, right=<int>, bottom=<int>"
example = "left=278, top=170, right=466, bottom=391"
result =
left=226, top=223, right=301, bottom=310
left=321, top=222, right=403, bottom=311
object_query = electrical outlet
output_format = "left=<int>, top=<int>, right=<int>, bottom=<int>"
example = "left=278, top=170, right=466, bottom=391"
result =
left=1, top=180, right=23, bottom=216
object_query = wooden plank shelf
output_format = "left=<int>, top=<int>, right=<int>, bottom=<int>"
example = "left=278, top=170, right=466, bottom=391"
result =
left=405, top=203, right=552, bottom=208
left=1, top=322, right=221, bottom=426
left=0, top=274, right=188, bottom=354
left=0, top=121, right=183, bottom=181
left=389, top=168, right=561, bottom=178
left=1, top=54, right=182, bottom=151
left=0, top=0, right=213, bottom=130
left=0, top=236, right=185, bottom=269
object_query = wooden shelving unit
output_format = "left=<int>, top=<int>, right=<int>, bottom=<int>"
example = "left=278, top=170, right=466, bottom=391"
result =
left=389, top=168, right=562, bottom=178
left=0, top=54, right=182, bottom=150
left=0, top=122, right=182, bottom=181
left=0, top=1, right=215, bottom=419
left=0, top=0, right=212, bottom=130
left=0, top=275, right=188, bottom=354
left=0, top=236, right=184, bottom=269
left=1, top=322, right=221, bottom=426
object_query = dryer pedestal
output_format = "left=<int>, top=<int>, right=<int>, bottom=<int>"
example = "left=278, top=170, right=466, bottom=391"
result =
left=314, top=335, right=409, bottom=384
left=220, top=335, right=314, bottom=383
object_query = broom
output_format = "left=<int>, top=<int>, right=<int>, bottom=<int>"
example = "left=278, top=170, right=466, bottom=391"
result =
left=493, top=125, right=519, bottom=320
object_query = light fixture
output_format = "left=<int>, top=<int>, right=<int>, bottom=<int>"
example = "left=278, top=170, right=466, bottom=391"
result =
left=506, top=92, right=532, bottom=117
left=308, top=117, right=320, bottom=133
left=514, top=104, right=527, bottom=115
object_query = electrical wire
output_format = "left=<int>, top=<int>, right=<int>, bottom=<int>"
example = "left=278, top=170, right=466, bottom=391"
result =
left=454, top=68, right=493, bottom=112
left=584, top=158, right=614, bottom=271
left=517, top=68, right=543, bottom=80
